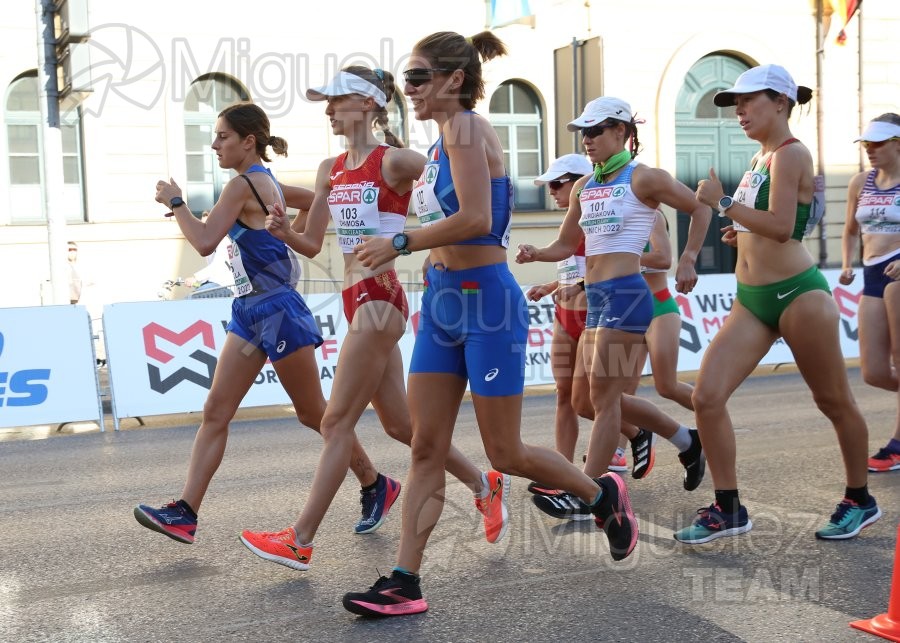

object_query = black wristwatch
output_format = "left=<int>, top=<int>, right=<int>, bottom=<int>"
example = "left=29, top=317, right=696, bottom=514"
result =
left=170, top=196, right=186, bottom=209
left=392, top=233, right=411, bottom=256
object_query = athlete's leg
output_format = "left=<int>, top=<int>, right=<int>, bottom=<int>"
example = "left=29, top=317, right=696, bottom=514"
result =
left=691, top=302, right=777, bottom=490
left=550, top=318, right=581, bottom=461
left=572, top=329, right=594, bottom=421
left=291, top=302, right=406, bottom=543
left=884, top=282, right=900, bottom=441
left=181, top=332, right=267, bottom=511
left=646, top=312, right=695, bottom=410
left=780, top=291, right=869, bottom=488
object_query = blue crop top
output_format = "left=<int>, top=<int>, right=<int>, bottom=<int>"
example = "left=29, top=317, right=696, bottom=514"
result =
left=227, top=164, right=300, bottom=296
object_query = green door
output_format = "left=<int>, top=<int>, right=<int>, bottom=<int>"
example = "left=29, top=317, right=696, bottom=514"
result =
left=675, top=55, right=758, bottom=274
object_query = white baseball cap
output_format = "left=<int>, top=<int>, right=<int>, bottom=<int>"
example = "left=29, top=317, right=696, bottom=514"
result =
left=534, top=154, right=593, bottom=185
left=306, top=71, right=387, bottom=107
left=853, top=120, right=900, bottom=143
left=567, top=97, right=633, bottom=132
left=713, top=64, right=812, bottom=107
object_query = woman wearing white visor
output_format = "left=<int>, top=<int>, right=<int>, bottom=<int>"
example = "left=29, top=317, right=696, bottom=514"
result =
left=686, top=64, right=881, bottom=544
left=840, top=113, right=900, bottom=473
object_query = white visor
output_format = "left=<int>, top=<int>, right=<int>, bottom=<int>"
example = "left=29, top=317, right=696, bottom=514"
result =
left=853, top=121, right=900, bottom=143
left=306, top=71, right=387, bottom=107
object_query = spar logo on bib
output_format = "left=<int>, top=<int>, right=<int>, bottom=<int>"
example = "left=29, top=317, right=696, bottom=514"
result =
left=425, top=166, right=438, bottom=184
left=612, top=186, right=626, bottom=198
left=750, top=174, right=764, bottom=188
left=895, top=196, right=900, bottom=207
left=362, top=188, right=377, bottom=204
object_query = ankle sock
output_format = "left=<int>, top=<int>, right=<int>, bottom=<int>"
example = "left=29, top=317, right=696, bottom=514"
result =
left=844, top=484, right=870, bottom=505
left=714, top=489, right=740, bottom=516
left=391, top=568, right=419, bottom=583
left=177, top=499, right=197, bottom=519
left=668, top=425, right=693, bottom=452
left=361, top=474, right=382, bottom=494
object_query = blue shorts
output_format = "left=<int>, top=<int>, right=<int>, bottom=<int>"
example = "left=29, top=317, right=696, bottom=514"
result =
left=410, top=262, right=528, bottom=397
left=585, top=273, right=652, bottom=335
left=226, top=286, right=324, bottom=362
left=863, top=249, right=900, bottom=298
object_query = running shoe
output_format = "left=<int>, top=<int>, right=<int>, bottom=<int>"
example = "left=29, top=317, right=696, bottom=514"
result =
left=527, top=481, right=561, bottom=496
left=133, top=500, right=197, bottom=544
left=343, top=572, right=428, bottom=618
left=673, top=503, right=752, bottom=544
left=630, top=429, right=656, bottom=479
left=590, top=473, right=638, bottom=561
left=608, top=452, right=628, bottom=472
left=678, top=429, right=706, bottom=491
left=531, top=491, right=594, bottom=521
left=239, top=526, right=313, bottom=570
left=868, top=447, right=900, bottom=473
left=815, top=496, right=882, bottom=540
left=475, top=470, right=510, bottom=543
left=355, top=474, right=401, bottom=534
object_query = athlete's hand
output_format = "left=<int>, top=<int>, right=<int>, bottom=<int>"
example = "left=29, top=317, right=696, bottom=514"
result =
left=265, top=202, right=290, bottom=240
left=555, top=283, right=582, bottom=303
left=839, top=268, right=856, bottom=285
left=155, top=178, right=183, bottom=208
left=721, top=224, right=738, bottom=247
left=526, top=283, right=554, bottom=301
left=675, top=256, right=698, bottom=294
left=354, top=236, right=397, bottom=269
left=885, top=260, right=900, bottom=281
left=516, top=244, right=539, bottom=264
left=695, top=168, right=725, bottom=209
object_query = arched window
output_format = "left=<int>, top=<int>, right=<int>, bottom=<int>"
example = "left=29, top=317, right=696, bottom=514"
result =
left=489, top=81, right=544, bottom=210
left=5, top=72, right=85, bottom=223
left=183, top=75, right=249, bottom=215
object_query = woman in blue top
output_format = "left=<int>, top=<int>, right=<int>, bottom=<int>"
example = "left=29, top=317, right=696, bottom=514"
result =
left=342, top=31, right=638, bottom=619
left=135, top=102, right=383, bottom=544
left=683, top=64, right=881, bottom=544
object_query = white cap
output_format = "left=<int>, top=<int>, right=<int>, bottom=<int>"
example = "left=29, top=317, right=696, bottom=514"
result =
left=306, top=71, right=387, bottom=107
left=534, top=154, right=593, bottom=185
left=714, top=64, right=812, bottom=107
left=853, top=120, right=900, bottom=143
left=567, top=97, right=633, bottom=132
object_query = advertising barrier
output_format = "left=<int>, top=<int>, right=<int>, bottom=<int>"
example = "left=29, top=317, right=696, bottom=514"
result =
left=0, top=305, right=102, bottom=429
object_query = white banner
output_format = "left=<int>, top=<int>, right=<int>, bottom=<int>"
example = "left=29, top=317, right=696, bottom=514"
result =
left=0, top=306, right=102, bottom=428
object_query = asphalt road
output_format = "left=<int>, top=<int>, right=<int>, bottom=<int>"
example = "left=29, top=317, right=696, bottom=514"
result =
left=1, top=368, right=898, bottom=642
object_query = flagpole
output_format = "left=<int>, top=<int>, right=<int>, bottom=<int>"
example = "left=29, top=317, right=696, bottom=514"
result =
left=857, top=2, right=864, bottom=172
left=815, top=0, right=827, bottom=267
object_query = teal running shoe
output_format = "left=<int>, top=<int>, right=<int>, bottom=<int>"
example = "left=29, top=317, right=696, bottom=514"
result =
left=674, top=503, right=752, bottom=544
left=815, top=496, right=881, bottom=540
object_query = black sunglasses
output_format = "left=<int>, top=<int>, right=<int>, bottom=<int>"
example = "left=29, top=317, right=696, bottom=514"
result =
left=581, top=122, right=617, bottom=139
left=548, top=178, right=574, bottom=190
left=403, top=67, right=456, bottom=88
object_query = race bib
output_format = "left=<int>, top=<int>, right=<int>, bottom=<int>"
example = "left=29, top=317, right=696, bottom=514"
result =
left=412, top=164, right=445, bottom=227
left=579, top=185, right=625, bottom=235
left=557, top=255, right=586, bottom=284
left=857, top=192, right=900, bottom=234
left=731, top=169, right=766, bottom=233
left=227, top=241, right=252, bottom=296
left=328, top=182, right=381, bottom=252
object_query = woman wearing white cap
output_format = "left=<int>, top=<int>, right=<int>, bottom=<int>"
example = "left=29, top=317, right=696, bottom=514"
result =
left=343, top=32, right=640, bottom=619
left=517, top=96, right=711, bottom=514
left=682, top=64, right=881, bottom=543
left=238, top=65, right=499, bottom=571
left=840, top=112, right=900, bottom=473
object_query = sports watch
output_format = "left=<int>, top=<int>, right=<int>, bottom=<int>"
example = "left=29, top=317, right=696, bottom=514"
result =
left=392, top=233, right=411, bottom=256
left=717, top=195, right=734, bottom=216
left=170, top=196, right=186, bottom=209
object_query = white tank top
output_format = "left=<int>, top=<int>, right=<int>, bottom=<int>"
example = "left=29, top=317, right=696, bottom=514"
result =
left=855, top=169, right=900, bottom=235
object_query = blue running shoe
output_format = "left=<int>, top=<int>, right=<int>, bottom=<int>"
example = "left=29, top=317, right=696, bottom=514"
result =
left=134, top=500, right=197, bottom=544
left=674, top=503, right=752, bottom=544
left=355, top=474, right=401, bottom=534
left=815, top=496, right=882, bottom=540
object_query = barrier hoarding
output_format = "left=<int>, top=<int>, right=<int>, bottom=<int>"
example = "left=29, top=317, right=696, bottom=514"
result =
left=0, top=305, right=102, bottom=429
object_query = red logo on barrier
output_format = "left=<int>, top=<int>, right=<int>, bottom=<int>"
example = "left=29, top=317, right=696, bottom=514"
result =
left=142, top=321, right=218, bottom=393
left=832, top=287, right=862, bottom=319
left=143, top=321, right=216, bottom=363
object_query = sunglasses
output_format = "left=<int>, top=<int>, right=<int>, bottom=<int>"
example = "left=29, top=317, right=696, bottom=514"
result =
left=581, top=122, right=617, bottom=139
left=403, top=67, right=456, bottom=88
left=548, top=178, right=574, bottom=190
left=861, top=138, right=899, bottom=150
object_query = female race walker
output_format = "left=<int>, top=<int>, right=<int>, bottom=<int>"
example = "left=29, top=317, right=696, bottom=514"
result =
left=517, top=96, right=710, bottom=522
left=238, top=66, right=505, bottom=570
left=678, top=64, right=881, bottom=544
left=342, top=32, right=639, bottom=618
left=135, top=103, right=386, bottom=543
left=840, top=113, right=900, bottom=473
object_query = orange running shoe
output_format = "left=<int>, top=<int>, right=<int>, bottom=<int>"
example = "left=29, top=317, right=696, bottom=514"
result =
left=239, top=527, right=312, bottom=571
left=475, top=470, right=510, bottom=544
left=608, top=452, right=628, bottom=472
left=868, top=447, right=900, bottom=472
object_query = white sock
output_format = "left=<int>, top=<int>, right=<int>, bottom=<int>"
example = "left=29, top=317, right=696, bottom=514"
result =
left=475, top=471, right=490, bottom=498
left=668, top=425, right=693, bottom=452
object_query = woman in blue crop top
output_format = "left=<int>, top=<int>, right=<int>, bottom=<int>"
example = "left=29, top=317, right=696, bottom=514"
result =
left=136, top=103, right=382, bottom=546
left=840, top=113, right=900, bottom=473
left=684, top=64, right=881, bottom=544
left=343, top=31, right=639, bottom=620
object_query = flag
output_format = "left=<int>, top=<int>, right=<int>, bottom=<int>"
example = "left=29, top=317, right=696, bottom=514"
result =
left=834, top=0, right=861, bottom=45
left=489, top=0, right=533, bottom=28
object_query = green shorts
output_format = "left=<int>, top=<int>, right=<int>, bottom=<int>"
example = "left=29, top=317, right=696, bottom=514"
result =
left=736, top=265, right=831, bottom=330
left=651, top=288, right=680, bottom=318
